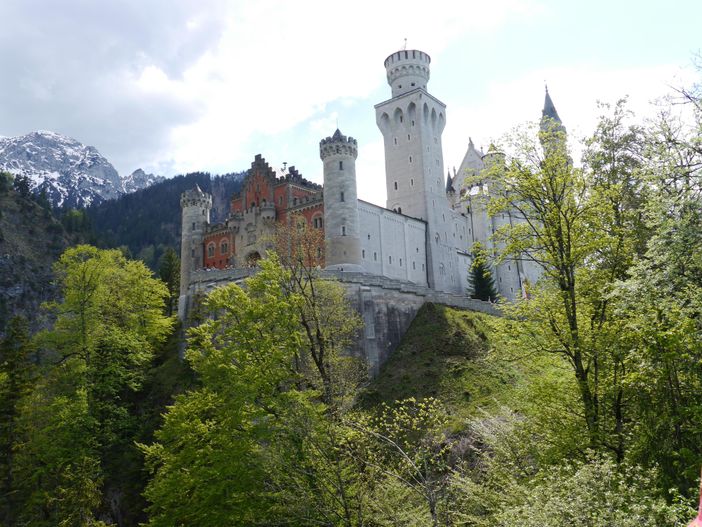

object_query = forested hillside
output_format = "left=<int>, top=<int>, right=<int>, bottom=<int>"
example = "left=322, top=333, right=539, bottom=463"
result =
left=86, top=171, right=244, bottom=268
left=0, top=173, right=76, bottom=333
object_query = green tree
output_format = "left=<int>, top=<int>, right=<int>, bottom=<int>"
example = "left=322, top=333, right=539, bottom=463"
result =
left=477, top=120, right=606, bottom=449
left=478, top=105, right=653, bottom=458
left=469, top=241, right=498, bottom=301
left=142, top=257, right=309, bottom=526
left=492, top=455, right=690, bottom=527
left=0, top=317, right=36, bottom=526
left=274, top=218, right=365, bottom=409
left=157, top=247, right=180, bottom=316
left=12, top=246, right=171, bottom=525
left=613, top=90, right=702, bottom=493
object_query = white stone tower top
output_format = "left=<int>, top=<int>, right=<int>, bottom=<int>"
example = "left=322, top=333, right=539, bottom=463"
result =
left=384, top=49, right=431, bottom=98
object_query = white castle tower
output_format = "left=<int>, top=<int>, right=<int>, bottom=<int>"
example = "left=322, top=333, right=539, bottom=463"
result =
left=320, top=129, right=363, bottom=271
left=178, top=185, right=212, bottom=319
left=375, top=49, right=460, bottom=292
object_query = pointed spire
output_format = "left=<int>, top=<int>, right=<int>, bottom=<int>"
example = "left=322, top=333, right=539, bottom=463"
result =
left=541, top=85, right=566, bottom=137
left=445, top=169, right=455, bottom=194
left=332, top=128, right=344, bottom=141
left=542, top=85, right=562, bottom=124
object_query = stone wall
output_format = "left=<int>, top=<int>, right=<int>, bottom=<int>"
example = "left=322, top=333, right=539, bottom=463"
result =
left=183, top=267, right=499, bottom=374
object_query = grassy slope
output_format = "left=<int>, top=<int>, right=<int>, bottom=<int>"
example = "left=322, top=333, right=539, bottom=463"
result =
left=359, top=302, right=524, bottom=427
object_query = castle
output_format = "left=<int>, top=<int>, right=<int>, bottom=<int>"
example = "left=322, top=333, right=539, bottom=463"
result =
left=178, top=48, right=563, bottom=369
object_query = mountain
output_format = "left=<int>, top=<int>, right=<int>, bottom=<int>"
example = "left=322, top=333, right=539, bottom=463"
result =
left=87, top=171, right=245, bottom=268
left=123, top=168, right=165, bottom=194
left=0, top=131, right=160, bottom=208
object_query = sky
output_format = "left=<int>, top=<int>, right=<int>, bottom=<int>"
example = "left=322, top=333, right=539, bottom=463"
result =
left=0, top=0, right=700, bottom=206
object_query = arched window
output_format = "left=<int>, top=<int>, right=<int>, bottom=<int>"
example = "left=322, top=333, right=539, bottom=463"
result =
left=207, top=243, right=215, bottom=258
left=220, top=241, right=228, bottom=255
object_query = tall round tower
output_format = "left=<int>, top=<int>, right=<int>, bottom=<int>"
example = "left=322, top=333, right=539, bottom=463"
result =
left=384, top=49, right=431, bottom=98
left=178, top=185, right=212, bottom=320
left=320, top=129, right=362, bottom=271
left=376, top=48, right=458, bottom=293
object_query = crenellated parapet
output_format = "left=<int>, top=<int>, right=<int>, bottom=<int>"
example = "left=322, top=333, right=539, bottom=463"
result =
left=383, top=49, right=431, bottom=97
left=320, top=129, right=358, bottom=160
left=181, top=185, right=212, bottom=209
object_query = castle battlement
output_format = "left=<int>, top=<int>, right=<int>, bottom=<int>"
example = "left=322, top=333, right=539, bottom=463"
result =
left=384, top=49, right=431, bottom=97
left=320, top=129, right=358, bottom=159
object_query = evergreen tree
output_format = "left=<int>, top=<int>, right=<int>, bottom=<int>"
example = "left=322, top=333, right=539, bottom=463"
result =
left=12, top=175, right=31, bottom=199
left=469, top=242, right=498, bottom=301
left=0, top=316, right=35, bottom=526
left=0, top=172, right=12, bottom=194
left=158, top=247, right=180, bottom=316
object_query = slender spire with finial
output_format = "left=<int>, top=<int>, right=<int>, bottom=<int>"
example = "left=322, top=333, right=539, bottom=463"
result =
left=403, top=37, right=407, bottom=50
left=540, top=84, right=566, bottom=136
left=542, top=83, right=561, bottom=123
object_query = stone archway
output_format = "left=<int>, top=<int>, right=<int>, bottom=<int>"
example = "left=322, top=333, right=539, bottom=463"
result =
left=246, top=251, right=261, bottom=267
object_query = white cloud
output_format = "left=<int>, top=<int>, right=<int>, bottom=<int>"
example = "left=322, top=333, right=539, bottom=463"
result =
left=443, top=63, right=697, bottom=175
left=142, top=0, right=546, bottom=179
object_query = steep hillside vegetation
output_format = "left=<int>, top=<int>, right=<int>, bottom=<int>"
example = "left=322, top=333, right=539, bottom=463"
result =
left=0, top=179, right=73, bottom=333
left=359, top=303, right=523, bottom=424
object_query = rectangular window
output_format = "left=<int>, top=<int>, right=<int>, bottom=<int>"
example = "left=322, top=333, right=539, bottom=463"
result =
left=340, top=191, right=345, bottom=202
left=339, top=161, right=343, bottom=170
left=362, top=249, right=365, bottom=258
left=374, top=252, right=377, bottom=261
left=341, top=226, right=346, bottom=236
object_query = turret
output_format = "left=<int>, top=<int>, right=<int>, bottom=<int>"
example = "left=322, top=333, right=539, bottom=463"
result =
left=384, top=49, right=431, bottom=98
left=320, top=129, right=362, bottom=271
left=178, top=185, right=212, bottom=320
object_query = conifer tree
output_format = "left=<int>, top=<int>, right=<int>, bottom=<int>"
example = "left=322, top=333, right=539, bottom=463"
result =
left=158, top=247, right=180, bottom=316
left=469, top=242, right=498, bottom=301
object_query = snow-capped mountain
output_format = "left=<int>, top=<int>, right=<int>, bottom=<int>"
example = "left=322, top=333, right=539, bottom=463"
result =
left=122, top=168, right=164, bottom=194
left=0, top=131, right=159, bottom=208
